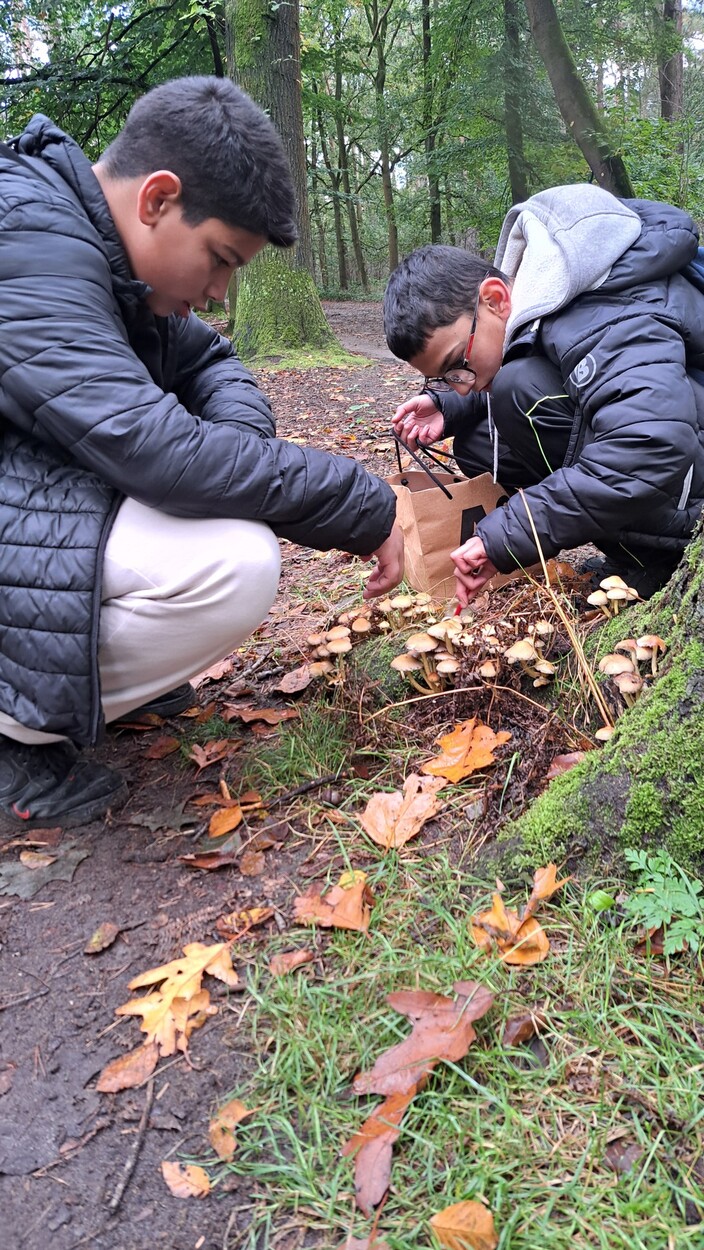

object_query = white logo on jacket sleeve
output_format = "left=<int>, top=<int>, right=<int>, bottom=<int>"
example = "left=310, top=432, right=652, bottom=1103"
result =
left=569, top=353, right=597, bottom=388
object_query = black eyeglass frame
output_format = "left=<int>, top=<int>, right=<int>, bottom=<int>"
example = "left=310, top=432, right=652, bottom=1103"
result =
left=421, top=279, right=486, bottom=393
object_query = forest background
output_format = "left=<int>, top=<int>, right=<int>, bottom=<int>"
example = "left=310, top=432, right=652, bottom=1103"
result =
left=3, top=0, right=703, bottom=306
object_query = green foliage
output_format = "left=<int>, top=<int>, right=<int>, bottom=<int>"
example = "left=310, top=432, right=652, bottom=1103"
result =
left=624, top=847, right=704, bottom=955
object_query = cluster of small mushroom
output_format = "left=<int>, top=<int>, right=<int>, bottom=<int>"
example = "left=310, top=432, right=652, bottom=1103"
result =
left=388, top=614, right=558, bottom=693
left=390, top=618, right=464, bottom=692
left=587, top=574, right=640, bottom=617
left=598, top=634, right=667, bottom=707
left=503, top=620, right=556, bottom=688
left=304, top=606, right=374, bottom=678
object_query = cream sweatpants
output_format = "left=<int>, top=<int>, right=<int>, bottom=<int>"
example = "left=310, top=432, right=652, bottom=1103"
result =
left=0, top=499, right=281, bottom=745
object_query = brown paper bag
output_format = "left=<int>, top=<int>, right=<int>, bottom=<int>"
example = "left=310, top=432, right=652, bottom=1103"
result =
left=387, top=468, right=518, bottom=600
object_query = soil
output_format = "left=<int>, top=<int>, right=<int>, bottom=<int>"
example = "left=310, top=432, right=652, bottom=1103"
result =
left=0, top=303, right=592, bottom=1250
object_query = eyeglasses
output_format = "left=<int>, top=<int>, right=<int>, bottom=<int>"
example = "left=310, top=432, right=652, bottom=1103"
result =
left=422, top=285, right=483, bottom=393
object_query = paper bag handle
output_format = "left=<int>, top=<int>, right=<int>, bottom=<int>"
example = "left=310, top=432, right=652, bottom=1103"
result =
left=393, top=432, right=456, bottom=499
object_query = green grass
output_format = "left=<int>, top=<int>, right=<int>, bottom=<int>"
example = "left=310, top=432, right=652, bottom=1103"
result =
left=193, top=854, right=704, bottom=1248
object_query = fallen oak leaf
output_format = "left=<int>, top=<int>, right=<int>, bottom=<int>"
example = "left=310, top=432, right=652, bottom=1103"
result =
left=161, top=1160, right=210, bottom=1199
left=239, top=849, right=266, bottom=877
left=294, top=872, right=375, bottom=934
left=208, top=1097, right=254, bottom=1160
left=187, top=739, right=241, bottom=774
left=522, top=862, right=571, bottom=921
left=223, top=705, right=300, bottom=725
left=143, top=735, right=181, bottom=760
left=359, top=774, right=446, bottom=850
left=502, top=1008, right=548, bottom=1047
left=421, top=718, right=511, bottom=784
left=429, top=1198, right=498, bottom=1250
left=115, top=941, right=237, bottom=1055
left=96, top=1042, right=160, bottom=1093
left=342, top=1091, right=414, bottom=1217
left=19, top=849, right=57, bottom=868
left=470, top=896, right=550, bottom=966
left=273, top=664, right=315, bottom=694
left=353, top=981, right=494, bottom=1096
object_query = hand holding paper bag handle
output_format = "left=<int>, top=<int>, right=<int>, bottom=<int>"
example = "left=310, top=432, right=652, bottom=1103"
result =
left=452, top=535, right=498, bottom=605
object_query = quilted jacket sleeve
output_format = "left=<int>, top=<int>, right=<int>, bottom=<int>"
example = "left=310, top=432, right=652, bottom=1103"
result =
left=476, top=310, right=700, bottom=570
left=0, top=194, right=395, bottom=555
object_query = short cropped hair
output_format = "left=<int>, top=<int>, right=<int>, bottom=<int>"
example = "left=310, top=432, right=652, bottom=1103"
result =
left=383, top=245, right=506, bottom=359
left=100, top=76, right=298, bottom=248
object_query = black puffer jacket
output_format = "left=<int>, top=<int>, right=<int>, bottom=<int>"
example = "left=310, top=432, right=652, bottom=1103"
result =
left=439, top=199, right=704, bottom=572
left=0, top=117, right=395, bottom=745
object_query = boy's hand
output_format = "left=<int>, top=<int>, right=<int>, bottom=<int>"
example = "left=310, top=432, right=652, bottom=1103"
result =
left=392, top=394, right=444, bottom=451
left=362, top=523, right=405, bottom=599
left=451, top=536, right=498, bottom=605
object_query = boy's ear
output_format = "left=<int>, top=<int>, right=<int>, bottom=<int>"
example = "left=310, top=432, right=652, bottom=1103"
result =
left=479, top=276, right=511, bottom=321
left=136, top=170, right=183, bottom=225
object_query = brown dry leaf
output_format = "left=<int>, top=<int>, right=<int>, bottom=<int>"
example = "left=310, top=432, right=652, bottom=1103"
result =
left=522, top=862, right=571, bottom=920
left=224, top=705, right=300, bottom=725
left=342, top=1091, right=414, bottom=1217
left=84, top=921, right=120, bottom=954
left=208, top=805, right=243, bottom=839
left=502, top=1009, right=547, bottom=1047
left=144, top=735, right=181, bottom=760
left=239, top=849, right=265, bottom=877
left=603, top=1137, right=643, bottom=1174
left=273, top=665, right=314, bottom=694
left=470, top=896, right=550, bottom=967
left=96, top=1042, right=159, bottom=1093
left=177, top=849, right=241, bottom=871
left=208, top=1097, right=254, bottom=1161
left=359, top=774, right=446, bottom=850
left=187, top=739, right=241, bottom=774
left=115, top=942, right=237, bottom=1056
left=429, top=1198, right=498, bottom=1250
left=421, top=719, right=511, bottom=784
left=191, top=657, right=234, bottom=687
left=216, top=906, right=274, bottom=939
left=545, top=752, right=586, bottom=781
left=270, top=949, right=314, bottom=976
left=353, top=981, right=494, bottom=1097
left=160, top=1160, right=210, bottom=1199
left=19, top=849, right=56, bottom=869
left=336, top=1239, right=390, bottom=1250
left=294, top=873, right=375, bottom=934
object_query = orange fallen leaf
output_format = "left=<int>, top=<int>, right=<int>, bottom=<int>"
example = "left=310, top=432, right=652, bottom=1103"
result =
left=208, top=805, right=243, bottom=838
left=223, top=705, right=300, bottom=725
left=294, top=872, right=375, bottom=933
left=353, top=981, right=494, bottom=1097
left=470, top=895, right=549, bottom=967
left=359, top=774, right=446, bottom=850
left=429, top=1198, right=498, bottom=1250
left=216, top=906, right=274, bottom=939
left=421, top=718, right=511, bottom=783
left=84, top=921, right=120, bottom=954
left=187, top=740, right=241, bottom=774
left=96, top=1042, right=159, bottom=1093
left=19, top=849, right=56, bottom=868
left=161, top=1160, right=210, bottom=1199
left=522, top=862, right=571, bottom=920
left=208, top=1097, right=254, bottom=1160
left=270, top=949, right=314, bottom=976
left=545, top=752, right=586, bottom=781
left=342, top=1091, right=414, bottom=1216
left=144, top=735, right=181, bottom=760
left=115, top=942, right=237, bottom=1056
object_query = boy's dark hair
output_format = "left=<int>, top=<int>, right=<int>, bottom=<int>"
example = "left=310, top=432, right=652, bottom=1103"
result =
left=383, top=245, right=506, bottom=359
left=100, top=76, right=298, bottom=248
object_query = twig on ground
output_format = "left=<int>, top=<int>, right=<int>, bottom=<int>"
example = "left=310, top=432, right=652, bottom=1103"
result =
left=0, top=986, right=49, bottom=1012
left=31, top=1117, right=111, bottom=1177
left=107, top=1078, right=155, bottom=1214
left=268, top=774, right=342, bottom=808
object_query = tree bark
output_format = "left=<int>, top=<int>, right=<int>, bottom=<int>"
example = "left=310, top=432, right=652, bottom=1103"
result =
left=503, top=0, right=529, bottom=204
left=524, top=0, right=635, bottom=197
left=364, top=0, right=399, bottom=273
left=658, top=0, right=683, bottom=121
left=227, top=0, right=335, bottom=357
left=422, top=0, right=442, bottom=242
left=313, top=87, right=348, bottom=289
left=508, top=527, right=704, bottom=868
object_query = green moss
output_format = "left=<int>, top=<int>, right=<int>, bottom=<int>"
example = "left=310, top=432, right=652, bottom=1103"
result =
left=234, top=253, right=336, bottom=359
left=500, top=760, right=596, bottom=865
left=621, top=781, right=664, bottom=841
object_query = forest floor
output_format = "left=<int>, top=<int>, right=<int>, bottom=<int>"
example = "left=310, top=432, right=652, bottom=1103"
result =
left=1, top=304, right=702, bottom=1250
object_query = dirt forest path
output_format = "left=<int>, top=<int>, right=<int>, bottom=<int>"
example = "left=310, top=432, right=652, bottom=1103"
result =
left=0, top=313, right=426, bottom=1250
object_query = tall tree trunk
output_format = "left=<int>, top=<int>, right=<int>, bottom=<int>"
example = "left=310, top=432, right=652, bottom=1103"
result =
left=333, top=55, right=369, bottom=290
left=524, top=0, right=635, bottom=197
left=365, top=0, right=399, bottom=273
left=503, top=0, right=529, bottom=204
left=422, top=0, right=442, bottom=242
left=227, top=0, right=335, bottom=357
left=508, top=527, right=704, bottom=868
left=658, top=0, right=683, bottom=121
left=313, top=89, right=348, bottom=289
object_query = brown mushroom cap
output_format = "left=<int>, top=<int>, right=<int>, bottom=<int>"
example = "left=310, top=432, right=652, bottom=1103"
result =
left=427, top=622, right=450, bottom=642
left=391, top=654, right=422, bottom=673
left=606, top=587, right=628, bottom=602
left=437, top=658, right=460, bottom=675
left=313, top=645, right=331, bottom=659
left=325, top=624, right=351, bottom=641
left=614, top=671, right=644, bottom=695
left=595, top=726, right=615, bottom=741
left=614, top=639, right=638, bottom=654
left=478, top=660, right=497, bottom=678
left=504, top=638, right=539, bottom=663
left=534, top=660, right=556, bottom=676
left=351, top=617, right=372, bottom=634
left=533, top=619, right=554, bottom=637
left=309, top=660, right=335, bottom=677
left=406, top=632, right=439, bottom=654
left=390, top=594, right=414, bottom=610
left=636, top=634, right=666, bottom=652
left=306, top=633, right=326, bottom=648
left=600, top=575, right=629, bottom=591
left=533, top=676, right=550, bottom=688
left=598, top=654, right=635, bottom=675
left=327, top=638, right=352, bottom=655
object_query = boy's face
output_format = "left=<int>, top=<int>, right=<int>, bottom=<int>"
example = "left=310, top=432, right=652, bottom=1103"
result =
left=409, top=278, right=510, bottom=394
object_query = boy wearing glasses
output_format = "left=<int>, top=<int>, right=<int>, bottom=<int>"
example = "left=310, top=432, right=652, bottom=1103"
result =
left=0, top=76, right=403, bottom=829
left=385, top=183, right=704, bottom=605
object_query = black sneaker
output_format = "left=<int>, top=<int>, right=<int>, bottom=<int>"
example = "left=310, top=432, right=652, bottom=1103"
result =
left=0, top=738, right=128, bottom=830
left=114, top=683, right=197, bottom=724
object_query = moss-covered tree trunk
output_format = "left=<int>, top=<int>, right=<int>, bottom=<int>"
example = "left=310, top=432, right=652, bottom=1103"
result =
left=510, top=527, right=704, bottom=868
left=226, top=0, right=335, bottom=358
